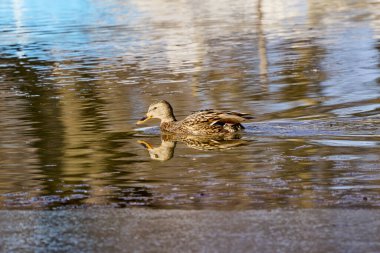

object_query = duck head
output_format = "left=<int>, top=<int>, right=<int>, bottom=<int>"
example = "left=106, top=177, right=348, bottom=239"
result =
left=137, top=100, right=176, bottom=124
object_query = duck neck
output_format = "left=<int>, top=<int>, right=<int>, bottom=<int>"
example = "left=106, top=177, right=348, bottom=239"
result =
left=160, top=115, right=176, bottom=124
left=160, top=116, right=176, bottom=132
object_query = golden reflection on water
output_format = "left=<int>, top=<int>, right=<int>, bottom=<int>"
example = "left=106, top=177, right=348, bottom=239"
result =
left=0, top=0, right=379, bottom=209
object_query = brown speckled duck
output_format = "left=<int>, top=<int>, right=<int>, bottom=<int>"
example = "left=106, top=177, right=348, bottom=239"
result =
left=136, top=100, right=253, bottom=136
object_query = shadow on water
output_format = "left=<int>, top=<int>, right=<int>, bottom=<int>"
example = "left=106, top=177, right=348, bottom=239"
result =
left=0, top=0, right=380, bottom=210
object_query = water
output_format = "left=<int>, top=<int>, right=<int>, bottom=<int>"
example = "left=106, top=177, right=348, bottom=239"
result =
left=0, top=0, right=379, bottom=210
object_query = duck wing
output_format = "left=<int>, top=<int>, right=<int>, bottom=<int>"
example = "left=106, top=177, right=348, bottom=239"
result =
left=182, top=109, right=253, bottom=126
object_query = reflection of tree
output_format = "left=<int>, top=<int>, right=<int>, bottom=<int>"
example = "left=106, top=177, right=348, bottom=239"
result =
left=267, top=38, right=327, bottom=119
left=0, top=55, right=155, bottom=208
left=0, top=56, right=65, bottom=199
left=276, top=40, right=325, bottom=98
left=257, top=0, right=268, bottom=88
left=47, top=60, right=152, bottom=207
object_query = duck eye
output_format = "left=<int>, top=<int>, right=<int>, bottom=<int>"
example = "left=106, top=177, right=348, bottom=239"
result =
left=153, top=107, right=157, bottom=110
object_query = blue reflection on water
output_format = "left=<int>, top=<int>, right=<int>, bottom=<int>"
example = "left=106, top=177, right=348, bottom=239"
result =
left=0, top=0, right=141, bottom=61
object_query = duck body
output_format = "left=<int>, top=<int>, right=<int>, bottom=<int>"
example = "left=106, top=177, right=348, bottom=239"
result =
left=161, top=110, right=247, bottom=135
left=137, top=100, right=253, bottom=136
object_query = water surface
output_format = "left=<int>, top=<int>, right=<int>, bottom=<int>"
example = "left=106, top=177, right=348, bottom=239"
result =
left=0, top=0, right=379, bottom=209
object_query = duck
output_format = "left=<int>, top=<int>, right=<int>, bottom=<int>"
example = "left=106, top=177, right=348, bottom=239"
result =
left=136, top=100, right=253, bottom=136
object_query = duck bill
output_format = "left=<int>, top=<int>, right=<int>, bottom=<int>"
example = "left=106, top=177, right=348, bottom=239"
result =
left=137, top=140, right=153, bottom=150
left=136, top=115, right=152, bottom=124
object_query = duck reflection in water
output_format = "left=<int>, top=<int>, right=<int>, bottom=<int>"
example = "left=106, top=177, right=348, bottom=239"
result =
left=138, top=134, right=246, bottom=161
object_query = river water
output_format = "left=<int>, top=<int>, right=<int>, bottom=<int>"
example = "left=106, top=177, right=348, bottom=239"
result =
left=0, top=0, right=379, bottom=209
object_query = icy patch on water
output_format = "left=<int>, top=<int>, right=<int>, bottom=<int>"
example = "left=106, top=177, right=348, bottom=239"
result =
left=311, top=139, right=379, bottom=148
left=133, top=126, right=161, bottom=135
